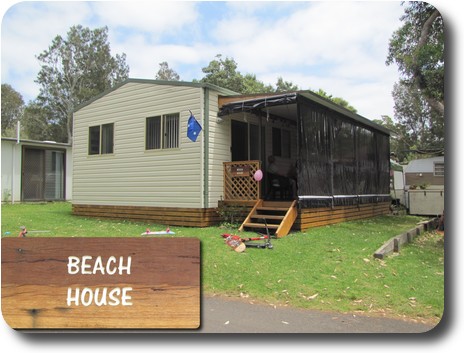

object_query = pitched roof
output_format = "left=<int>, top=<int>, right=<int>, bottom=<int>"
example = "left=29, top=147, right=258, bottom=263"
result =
left=404, top=156, right=445, bottom=173
left=74, top=78, right=238, bottom=112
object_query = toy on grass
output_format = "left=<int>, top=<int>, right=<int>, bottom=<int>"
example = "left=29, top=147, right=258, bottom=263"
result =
left=141, top=227, right=176, bottom=236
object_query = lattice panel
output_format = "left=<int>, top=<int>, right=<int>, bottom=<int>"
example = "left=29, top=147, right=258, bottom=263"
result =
left=223, top=161, right=261, bottom=201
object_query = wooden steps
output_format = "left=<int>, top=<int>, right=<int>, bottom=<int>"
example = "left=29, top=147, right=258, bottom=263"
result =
left=239, top=200, right=298, bottom=238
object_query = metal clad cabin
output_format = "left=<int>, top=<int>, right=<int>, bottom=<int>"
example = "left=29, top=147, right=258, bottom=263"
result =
left=72, top=79, right=236, bottom=226
left=403, top=156, right=445, bottom=216
left=72, top=79, right=391, bottom=235
left=1, top=138, right=72, bottom=203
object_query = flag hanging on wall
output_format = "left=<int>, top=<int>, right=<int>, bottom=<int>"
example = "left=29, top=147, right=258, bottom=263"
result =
left=187, top=111, right=202, bottom=142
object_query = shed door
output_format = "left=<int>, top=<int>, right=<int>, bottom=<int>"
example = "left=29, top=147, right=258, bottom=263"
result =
left=22, top=148, right=65, bottom=201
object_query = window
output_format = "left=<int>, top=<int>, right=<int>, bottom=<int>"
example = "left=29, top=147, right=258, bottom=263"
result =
left=272, top=127, right=291, bottom=158
left=146, top=113, right=179, bottom=150
left=88, top=123, right=114, bottom=155
left=434, top=162, right=444, bottom=176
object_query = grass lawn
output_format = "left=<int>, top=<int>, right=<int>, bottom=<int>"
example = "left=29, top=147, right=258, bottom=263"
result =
left=1, top=202, right=444, bottom=325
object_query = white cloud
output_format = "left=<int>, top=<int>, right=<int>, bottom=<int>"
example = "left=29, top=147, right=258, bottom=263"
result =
left=206, top=1, right=404, bottom=118
left=91, top=1, right=198, bottom=39
left=1, top=2, right=96, bottom=101
left=1, top=0, right=406, bottom=118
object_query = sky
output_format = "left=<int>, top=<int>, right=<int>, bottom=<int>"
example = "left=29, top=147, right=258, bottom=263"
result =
left=0, top=0, right=456, bottom=121
left=0, top=0, right=415, bottom=121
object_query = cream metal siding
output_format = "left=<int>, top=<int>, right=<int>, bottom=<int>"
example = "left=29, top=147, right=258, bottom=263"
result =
left=72, top=82, right=204, bottom=208
left=206, top=90, right=231, bottom=208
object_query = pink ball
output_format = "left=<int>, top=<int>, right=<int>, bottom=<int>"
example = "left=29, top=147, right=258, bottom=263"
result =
left=254, top=169, right=263, bottom=181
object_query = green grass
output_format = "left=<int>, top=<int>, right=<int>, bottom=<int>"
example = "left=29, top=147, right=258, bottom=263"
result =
left=1, top=202, right=444, bottom=324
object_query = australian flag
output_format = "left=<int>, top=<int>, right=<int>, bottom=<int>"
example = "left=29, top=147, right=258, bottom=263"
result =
left=187, top=111, right=202, bottom=142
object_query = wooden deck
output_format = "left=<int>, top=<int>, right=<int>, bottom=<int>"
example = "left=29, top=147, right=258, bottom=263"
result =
left=72, top=201, right=391, bottom=230
left=72, top=204, right=220, bottom=227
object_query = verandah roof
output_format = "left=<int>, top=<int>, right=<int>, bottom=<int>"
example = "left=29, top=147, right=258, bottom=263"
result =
left=218, top=90, right=391, bottom=136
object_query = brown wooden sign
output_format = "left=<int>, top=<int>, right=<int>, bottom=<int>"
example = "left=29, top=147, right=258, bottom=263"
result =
left=231, top=165, right=251, bottom=177
left=1, top=237, right=200, bottom=330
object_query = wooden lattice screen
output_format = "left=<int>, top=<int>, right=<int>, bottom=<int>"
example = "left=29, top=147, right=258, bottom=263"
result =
left=223, top=160, right=261, bottom=201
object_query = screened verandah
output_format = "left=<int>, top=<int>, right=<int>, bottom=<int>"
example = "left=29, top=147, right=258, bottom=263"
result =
left=218, top=91, right=392, bottom=231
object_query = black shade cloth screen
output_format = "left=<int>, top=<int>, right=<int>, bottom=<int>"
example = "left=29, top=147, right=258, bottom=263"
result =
left=297, top=96, right=390, bottom=207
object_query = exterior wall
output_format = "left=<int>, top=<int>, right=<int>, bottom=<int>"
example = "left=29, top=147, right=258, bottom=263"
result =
left=206, top=89, right=231, bottom=208
left=404, top=156, right=444, bottom=188
left=1, top=140, right=21, bottom=202
left=391, top=170, right=405, bottom=205
left=405, top=172, right=444, bottom=188
left=72, top=82, right=204, bottom=208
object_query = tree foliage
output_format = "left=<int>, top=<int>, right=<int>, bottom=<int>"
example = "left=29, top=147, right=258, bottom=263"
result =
left=197, top=54, right=357, bottom=113
left=198, top=55, right=301, bottom=94
left=155, top=61, right=180, bottom=81
left=21, top=103, right=65, bottom=142
left=386, top=2, right=444, bottom=157
left=35, top=25, right=129, bottom=143
left=275, top=77, right=299, bottom=93
left=198, top=54, right=246, bottom=92
left=312, top=89, right=357, bottom=114
left=1, top=84, right=24, bottom=135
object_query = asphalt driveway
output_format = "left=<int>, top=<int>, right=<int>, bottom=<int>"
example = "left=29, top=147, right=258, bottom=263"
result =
left=193, top=295, right=436, bottom=333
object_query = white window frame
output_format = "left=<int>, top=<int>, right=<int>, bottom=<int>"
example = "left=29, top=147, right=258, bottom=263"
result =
left=434, top=162, right=444, bottom=176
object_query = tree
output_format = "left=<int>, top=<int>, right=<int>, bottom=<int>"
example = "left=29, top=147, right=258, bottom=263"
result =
left=391, top=82, right=444, bottom=155
left=197, top=54, right=358, bottom=113
left=386, top=2, right=444, bottom=116
left=21, top=102, right=65, bottom=142
left=242, top=73, right=274, bottom=94
left=386, top=2, right=444, bottom=156
left=372, top=115, right=413, bottom=162
left=275, top=77, right=299, bottom=93
left=155, top=61, right=180, bottom=81
left=35, top=25, right=130, bottom=143
left=313, top=89, right=357, bottom=114
left=1, top=84, right=24, bottom=135
left=199, top=54, right=245, bottom=92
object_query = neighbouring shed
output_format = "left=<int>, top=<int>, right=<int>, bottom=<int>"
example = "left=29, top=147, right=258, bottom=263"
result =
left=403, top=156, right=445, bottom=216
left=1, top=137, right=72, bottom=203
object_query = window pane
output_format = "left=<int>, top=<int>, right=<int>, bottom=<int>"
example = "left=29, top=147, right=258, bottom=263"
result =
left=163, top=113, right=179, bottom=149
left=146, top=116, right=161, bottom=150
left=44, top=150, right=64, bottom=200
left=89, top=126, right=100, bottom=155
left=101, top=123, right=114, bottom=154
